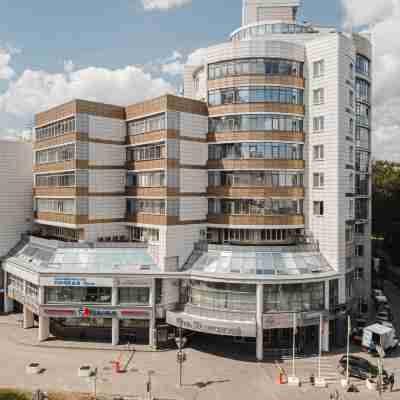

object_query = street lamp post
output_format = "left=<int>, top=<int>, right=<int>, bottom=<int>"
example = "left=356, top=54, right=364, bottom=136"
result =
left=175, top=323, right=187, bottom=387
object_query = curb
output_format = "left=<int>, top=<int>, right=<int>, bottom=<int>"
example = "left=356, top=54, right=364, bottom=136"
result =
left=12, top=338, right=172, bottom=353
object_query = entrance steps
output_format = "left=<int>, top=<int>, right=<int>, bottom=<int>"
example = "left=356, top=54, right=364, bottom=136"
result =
left=263, top=347, right=318, bottom=360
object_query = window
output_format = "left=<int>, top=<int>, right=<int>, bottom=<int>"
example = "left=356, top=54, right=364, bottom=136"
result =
left=128, top=114, right=166, bottom=136
left=46, top=287, right=112, bottom=304
left=348, top=199, right=354, bottom=219
left=348, top=145, right=354, bottom=164
left=348, top=173, right=354, bottom=193
left=130, top=227, right=160, bottom=243
left=355, top=245, right=364, bottom=257
left=313, top=88, right=324, bottom=105
left=349, top=62, right=354, bottom=80
left=35, top=117, right=76, bottom=141
left=119, top=287, right=150, bottom=304
left=313, top=60, right=325, bottom=78
left=313, top=116, right=325, bottom=132
left=345, top=224, right=354, bottom=242
left=313, top=145, right=324, bottom=160
left=313, top=172, right=324, bottom=188
left=313, top=201, right=324, bottom=216
left=208, top=86, right=304, bottom=106
left=349, top=90, right=354, bottom=108
left=209, top=115, right=303, bottom=133
left=36, top=199, right=75, bottom=214
left=349, top=118, right=354, bottom=137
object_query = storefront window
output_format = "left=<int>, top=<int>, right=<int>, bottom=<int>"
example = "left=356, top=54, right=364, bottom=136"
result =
left=263, top=282, right=324, bottom=312
left=46, top=287, right=112, bottom=304
left=119, top=287, right=150, bottom=304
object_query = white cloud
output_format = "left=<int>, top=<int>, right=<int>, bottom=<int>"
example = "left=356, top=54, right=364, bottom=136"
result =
left=0, top=48, right=14, bottom=80
left=141, top=0, right=191, bottom=11
left=0, top=64, right=175, bottom=117
left=341, top=0, right=400, bottom=161
left=186, top=47, right=207, bottom=66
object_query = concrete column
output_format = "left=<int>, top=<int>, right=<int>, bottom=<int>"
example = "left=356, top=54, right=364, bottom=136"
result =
left=38, top=286, right=45, bottom=305
left=23, top=305, right=34, bottom=329
left=256, top=283, right=264, bottom=361
left=38, top=316, right=50, bottom=342
left=324, top=280, right=330, bottom=311
left=322, top=319, right=330, bottom=352
left=112, top=317, right=119, bottom=346
left=112, top=286, right=118, bottom=306
left=3, top=272, right=14, bottom=313
left=149, top=278, right=156, bottom=347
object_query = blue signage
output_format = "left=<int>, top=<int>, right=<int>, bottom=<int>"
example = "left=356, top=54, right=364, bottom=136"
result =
left=54, top=277, right=96, bottom=287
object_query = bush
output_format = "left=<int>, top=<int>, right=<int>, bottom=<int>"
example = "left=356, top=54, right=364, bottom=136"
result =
left=0, top=389, right=30, bottom=400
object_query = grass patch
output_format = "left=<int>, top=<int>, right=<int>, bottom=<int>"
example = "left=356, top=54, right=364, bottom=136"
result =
left=0, top=389, right=30, bottom=400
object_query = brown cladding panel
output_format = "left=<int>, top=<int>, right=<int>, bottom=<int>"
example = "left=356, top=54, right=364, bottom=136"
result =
left=75, top=100, right=125, bottom=120
left=33, top=160, right=89, bottom=173
left=127, top=130, right=178, bottom=146
left=35, top=212, right=89, bottom=225
left=208, top=75, right=305, bottom=90
left=35, top=101, right=76, bottom=127
left=208, top=131, right=305, bottom=143
left=35, top=99, right=125, bottom=127
left=207, top=215, right=305, bottom=226
left=207, top=186, right=305, bottom=198
left=208, top=103, right=305, bottom=116
left=34, top=132, right=88, bottom=149
left=33, top=187, right=89, bottom=197
left=207, top=159, right=305, bottom=170
left=125, top=95, right=208, bottom=120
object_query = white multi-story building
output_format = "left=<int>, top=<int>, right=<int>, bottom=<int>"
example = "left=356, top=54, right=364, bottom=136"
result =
left=0, top=138, right=33, bottom=308
left=3, top=0, right=372, bottom=360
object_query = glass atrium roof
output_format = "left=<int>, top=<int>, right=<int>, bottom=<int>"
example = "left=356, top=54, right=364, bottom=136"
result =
left=7, top=237, right=160, bottom=275
left=184, top=244, right=333, bottom=277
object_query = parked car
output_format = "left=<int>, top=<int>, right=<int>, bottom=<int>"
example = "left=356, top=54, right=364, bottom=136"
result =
left=338, top=356, right=389, bottom=383
left=372, top=289, right=384, bottom=298
left=351, top=327, right=364, bottom=345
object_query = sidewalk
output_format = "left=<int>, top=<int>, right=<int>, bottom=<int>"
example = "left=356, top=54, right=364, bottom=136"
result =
left=2, top=313, right=171, bottom=353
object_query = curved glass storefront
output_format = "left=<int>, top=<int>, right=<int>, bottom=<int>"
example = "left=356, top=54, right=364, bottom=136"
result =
left=209, top=142, right=304, bottom=161
left=185, top=280, right=325, bottom=314
left=209, top=114, right=303, bottom=133
left=231, top=23, right=316, bottom=41
left=208, top=86, right=304, bottom=106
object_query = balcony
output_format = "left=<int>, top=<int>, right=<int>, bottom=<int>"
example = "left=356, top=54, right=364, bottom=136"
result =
left=126, top=159, right=178, bottom=171
left=33, top=187, right=88, bottom=197
left=34, top=212, right=88, bottom=225
left=208, top=103, right=305, bottom=117
left=207, top=159, right=305, bottom=170
left=208, top=75, right=305, bottom=90
left=125, top=187, right=176, bottom=197
left=127, top=130, right=178, bottom=146
left=33, top=160, right=89, bottom=173
left=126, top=213, right=179, bottom=225
left=207, top=214, right=305, bottom=226
left=207, top=186, right=304, bottom=198
left=208, top=130, right=305, bottom=143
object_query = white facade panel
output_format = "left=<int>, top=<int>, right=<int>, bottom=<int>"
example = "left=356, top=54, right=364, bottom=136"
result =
left=180, top=197, right=207, bottom=221
left=0, top=140, right=33, bottom=257
left=88, top=197, right=125, bottom=220
left=89, top=170, right=126, bottom=193
left=179, top=141, right=208, bottom=166
left=179, top=112, right=208, bottom=139
left=88, top=115, right=125, bottom=142
left=89, top=143, right=125, bottom=166
left=180, top=169, right=208, bottom=193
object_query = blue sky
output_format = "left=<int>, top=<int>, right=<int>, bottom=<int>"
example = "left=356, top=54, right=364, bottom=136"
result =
left=1, top=0, right=400, bottom=161
left=0, top=0, right=341, bottom=75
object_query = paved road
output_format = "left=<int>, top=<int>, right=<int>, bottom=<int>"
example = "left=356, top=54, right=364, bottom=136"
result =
left=1, top=310, right=400, bottom=400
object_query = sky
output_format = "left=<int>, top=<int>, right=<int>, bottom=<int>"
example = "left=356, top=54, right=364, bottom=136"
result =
left=0, top=0, right=399, bottom=160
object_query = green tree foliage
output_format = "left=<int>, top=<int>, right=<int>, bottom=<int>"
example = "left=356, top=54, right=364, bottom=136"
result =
left=372, top=160, right=400, bottom=258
